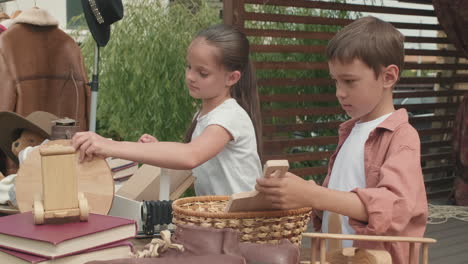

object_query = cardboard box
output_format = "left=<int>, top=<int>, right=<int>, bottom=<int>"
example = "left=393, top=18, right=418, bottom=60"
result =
left=116, top=165, right=194, bottom=202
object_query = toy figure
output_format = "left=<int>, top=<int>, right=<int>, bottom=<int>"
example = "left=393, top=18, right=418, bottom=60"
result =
left=0, top=111, right=58, bottom=206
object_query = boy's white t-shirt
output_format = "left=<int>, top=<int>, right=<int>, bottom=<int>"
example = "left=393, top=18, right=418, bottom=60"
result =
left=322, top=112, right=392, bottom=248
left=192, top=98, right=262, bottom=196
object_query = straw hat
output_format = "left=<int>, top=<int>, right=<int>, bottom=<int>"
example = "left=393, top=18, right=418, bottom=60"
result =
left=0, top=111, right=58, bottom=164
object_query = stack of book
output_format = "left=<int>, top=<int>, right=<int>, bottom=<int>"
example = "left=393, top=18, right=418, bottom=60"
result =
left=106, top=158, right=139, bottom=182
left=0, top=212, right=136, bottom=263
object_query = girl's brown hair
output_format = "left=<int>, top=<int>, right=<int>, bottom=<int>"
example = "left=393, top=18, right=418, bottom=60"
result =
left=183, top=24, right=262, bottom=158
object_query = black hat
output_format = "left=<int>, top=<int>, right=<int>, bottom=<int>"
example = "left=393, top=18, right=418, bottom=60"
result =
left=81, top=0, right=124, bottom=47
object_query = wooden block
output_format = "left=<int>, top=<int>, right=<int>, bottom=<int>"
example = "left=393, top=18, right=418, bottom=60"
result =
left=225, top=160, right=289, bottom=212
left=116, top=164, right=161, bottom=201
left=170, top=174, right=195, bottom=200
left=40, top=145, right=78, bottom=211
left=341, top=247, right=357, bottom=257
left=328, top=212, right=343, bottom=252
left=326, top=248, right=392, bottom=264
left=162, top=168, right=193, bottom=199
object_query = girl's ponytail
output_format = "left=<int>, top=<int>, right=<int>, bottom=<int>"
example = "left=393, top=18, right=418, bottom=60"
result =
left=183, top=118, right=197, bottom=143
left=231, top=59, right=262, bottom=159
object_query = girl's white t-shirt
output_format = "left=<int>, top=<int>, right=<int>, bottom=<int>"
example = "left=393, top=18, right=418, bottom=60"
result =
left=192, top=98, right=262, bottom=196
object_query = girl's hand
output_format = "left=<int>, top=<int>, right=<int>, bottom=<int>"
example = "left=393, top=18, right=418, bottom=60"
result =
left=255, top=172, right=316, bottom=210
left=72, top=131, right=113, bottom=162
left=138, top=134, right=158, bottom=143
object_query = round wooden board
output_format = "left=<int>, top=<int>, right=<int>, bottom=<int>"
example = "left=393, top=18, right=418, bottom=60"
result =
left=15, top=140, right=114, bottom=214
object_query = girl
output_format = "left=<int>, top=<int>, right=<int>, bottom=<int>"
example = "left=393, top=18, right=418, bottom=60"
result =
left=72, top=24, right=262, bottom=196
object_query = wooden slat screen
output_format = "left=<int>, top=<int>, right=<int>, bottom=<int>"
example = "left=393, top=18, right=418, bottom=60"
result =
left=223, top=0, right=467, bottom=198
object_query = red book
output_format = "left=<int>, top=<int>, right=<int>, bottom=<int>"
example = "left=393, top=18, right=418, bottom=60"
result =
left=0, top=212, right=136, bottom=259
left=0, top=241, right=134, bottom=264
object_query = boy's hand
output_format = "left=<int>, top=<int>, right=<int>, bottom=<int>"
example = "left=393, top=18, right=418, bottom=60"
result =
left=138, top=134, right=158, bottom=143
left=72, top=131, right=114, bottom=162
left=255, top=172, right=316, bottom=210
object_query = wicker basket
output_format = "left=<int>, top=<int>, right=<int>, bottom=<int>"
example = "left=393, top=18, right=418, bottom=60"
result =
left=172, top=196, right=312, bottom=245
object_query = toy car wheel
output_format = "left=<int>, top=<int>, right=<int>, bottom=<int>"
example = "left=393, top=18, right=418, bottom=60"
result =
left=33, top=200, right=45, bottom=225
left=78, top=192, right=89, bottom=221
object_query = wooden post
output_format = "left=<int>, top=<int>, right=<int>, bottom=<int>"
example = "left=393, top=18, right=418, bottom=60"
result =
left=237, top=0, right=245, bottom=30
left=223, top=0, right=235, bottom=25
left=311, top=237, right=317, bottom=263
left=328, top=212, right=343, bottom=251
left=408, top=242, right=415, bottom=263
left=222, top=0, right=244, bottom=29
left=319, top=239, right=326, bottom=264
left=421, top=244, right=429, bottom=264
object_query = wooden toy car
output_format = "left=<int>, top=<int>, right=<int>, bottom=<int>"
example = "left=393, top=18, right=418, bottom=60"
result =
left=33, top=144, right=89, bottom=224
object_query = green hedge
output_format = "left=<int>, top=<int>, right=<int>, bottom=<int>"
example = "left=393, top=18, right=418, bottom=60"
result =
left=80, top=0, right=220, bottom=141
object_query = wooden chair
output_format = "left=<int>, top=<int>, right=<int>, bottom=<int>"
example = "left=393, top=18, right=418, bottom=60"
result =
left=301, top=212, right=436, bottom=264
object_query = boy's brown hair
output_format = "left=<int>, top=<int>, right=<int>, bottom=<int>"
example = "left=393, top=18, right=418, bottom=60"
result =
left=326, top=16, right=405, bottom=79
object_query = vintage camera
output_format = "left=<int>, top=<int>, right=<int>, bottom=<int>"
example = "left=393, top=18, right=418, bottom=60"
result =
left=51, top=118, right=80, bottom=140
left=141, top=200, right=173, bottom=236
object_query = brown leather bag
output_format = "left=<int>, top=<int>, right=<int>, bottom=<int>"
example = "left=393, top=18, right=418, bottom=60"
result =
left=86, top=224, right=300, bottom=264
left=239, top=239, right=300, bottom=264
left=85, top=225, right=246, bottom=264
left=85, top=254, right=246, bottom=264
left=165, top=224, right=243, bottom=257
left=166, top=224, right=300, bottom=264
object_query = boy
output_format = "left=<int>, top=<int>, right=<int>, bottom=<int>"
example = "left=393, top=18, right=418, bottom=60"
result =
left=256, top=16, right=428, bottom=264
